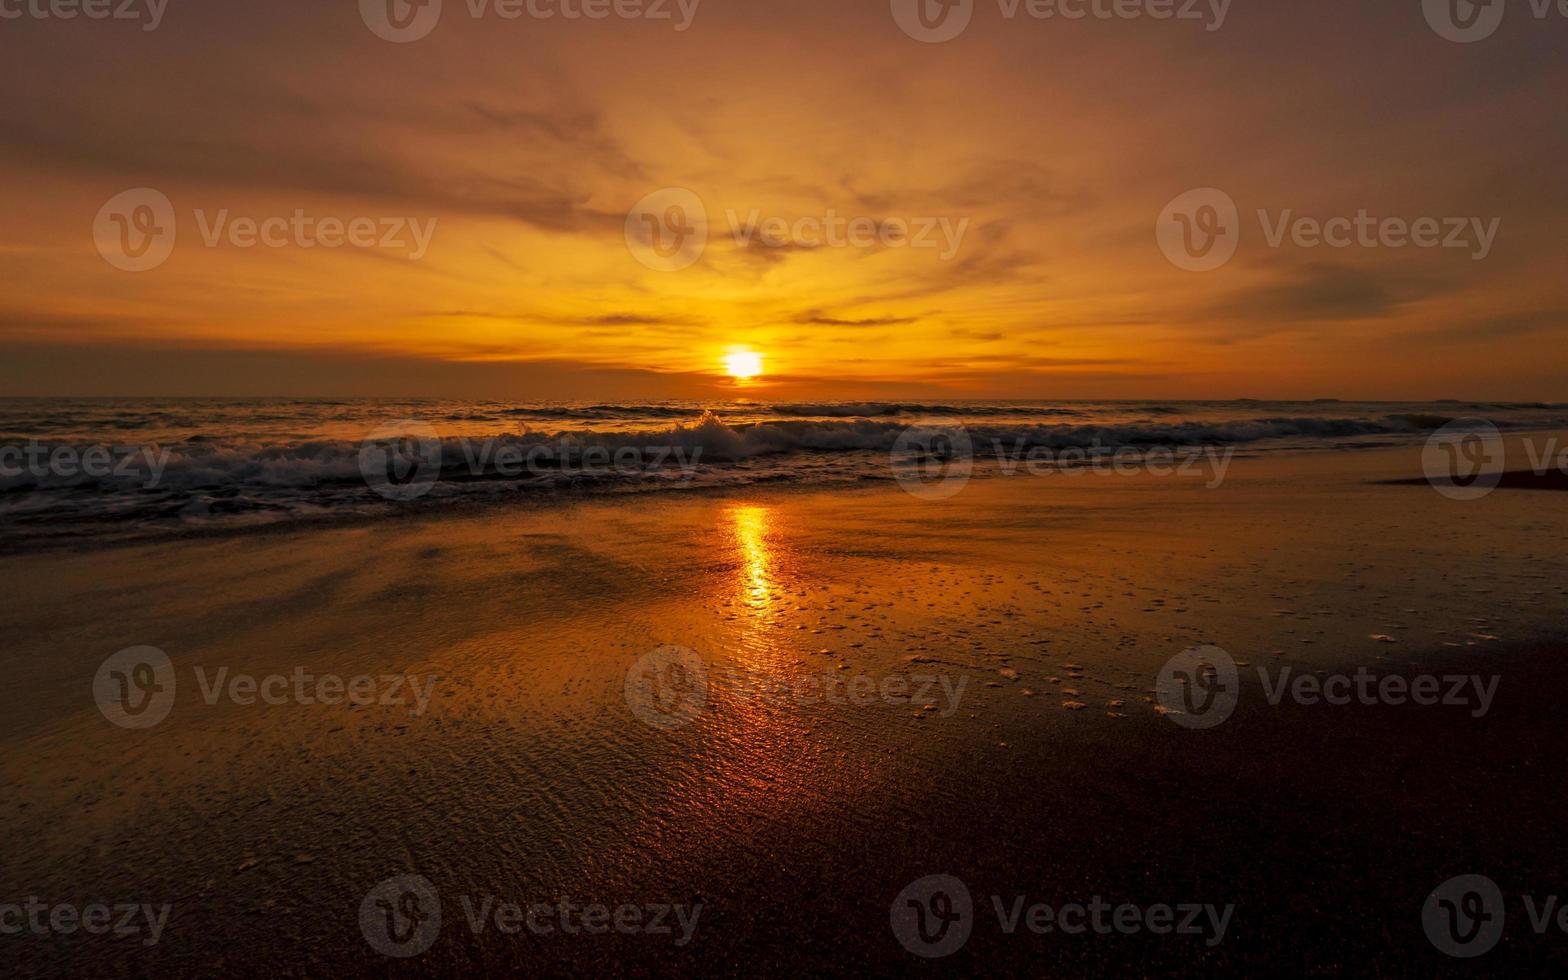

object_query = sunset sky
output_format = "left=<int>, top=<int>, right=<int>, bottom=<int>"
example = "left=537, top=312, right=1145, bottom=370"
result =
left=2, top=0, right=1564, bottom=399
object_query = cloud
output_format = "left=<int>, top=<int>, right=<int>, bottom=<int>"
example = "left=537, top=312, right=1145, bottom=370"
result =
left=1421, top=309, right=1568, bottom=343
left=0, top=308, right=163, bottom=341
left=791, top=309, right=918, bottom=328
left=0, top=341, right=722, bottom=399
left=1199, top=262, right=1445, bottom=324
left=426, top=310, right=701, bottom=328
left=0, top=74, right=639, bottom=234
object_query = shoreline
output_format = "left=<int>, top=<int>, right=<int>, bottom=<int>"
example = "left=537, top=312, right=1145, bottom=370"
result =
left=8, top=423, right=1565, bottom=557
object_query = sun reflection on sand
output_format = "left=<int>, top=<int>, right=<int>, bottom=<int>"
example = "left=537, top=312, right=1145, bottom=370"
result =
left=692, top=501, right=872, bottom=817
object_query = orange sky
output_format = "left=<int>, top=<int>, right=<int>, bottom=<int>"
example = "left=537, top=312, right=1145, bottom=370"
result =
left=1, top=1, right=1565, bottom=399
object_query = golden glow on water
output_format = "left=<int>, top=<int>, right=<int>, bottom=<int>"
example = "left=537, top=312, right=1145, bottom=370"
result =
left=729, top=503, right=775, bottom=612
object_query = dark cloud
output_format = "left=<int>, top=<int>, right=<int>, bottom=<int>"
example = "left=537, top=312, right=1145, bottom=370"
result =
left=951, top=329, right=1004, bottom=342
left=1200, top=262, right=1445, bottom=324
left=0, top=342, right=713, bottom=399
left=0, top=65, right=638, bottom=234
left=1422, top=310, right=1568, bottom=343
left=791, top=309, right=918, bottom=328
left=426, top=310, right=700, bottom=328
left=947, top=220, right=1040, bottom=286
left=0, top=308, right=161, bottom=340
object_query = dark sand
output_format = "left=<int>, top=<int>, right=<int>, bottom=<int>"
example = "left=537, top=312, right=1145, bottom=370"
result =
left=3, top=435, right=1567, bottom=976
left=1382, top=469, right=1568, bottom=492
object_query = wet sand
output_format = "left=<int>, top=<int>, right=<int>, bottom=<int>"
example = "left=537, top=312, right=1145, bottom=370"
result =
left=4, top=434, right=1568, bottom=976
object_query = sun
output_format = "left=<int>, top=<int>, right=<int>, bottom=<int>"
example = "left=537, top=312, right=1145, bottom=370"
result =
left=722, top=349, right=764, bottom=381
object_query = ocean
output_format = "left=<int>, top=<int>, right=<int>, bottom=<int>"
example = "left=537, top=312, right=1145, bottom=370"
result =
left=1, top=398, right=1562, bottom=544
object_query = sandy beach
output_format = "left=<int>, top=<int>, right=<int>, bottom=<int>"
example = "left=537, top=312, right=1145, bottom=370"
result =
left=4, top=432, right=1567, bottom=976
